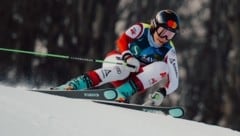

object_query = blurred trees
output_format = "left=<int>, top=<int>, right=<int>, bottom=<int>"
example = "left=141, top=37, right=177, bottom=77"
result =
left=0, top=0, right=119, bottom=86
left=0, top=0, right=239, bottom=131
left=179, top=0, right=240, bottom=130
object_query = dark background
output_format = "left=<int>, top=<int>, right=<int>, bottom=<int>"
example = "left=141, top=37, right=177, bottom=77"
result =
left=0, top=0, right=240, bottom=131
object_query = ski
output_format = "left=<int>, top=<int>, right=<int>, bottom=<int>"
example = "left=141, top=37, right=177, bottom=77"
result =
left=31, top=88, right=184, bottom=118
left=94, top=100, right=184, bottom=118
left=31, top=88, right=117, bottom=101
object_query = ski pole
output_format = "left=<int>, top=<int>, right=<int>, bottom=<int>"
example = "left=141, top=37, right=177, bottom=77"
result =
left=0, top=47, right=135, bottom=68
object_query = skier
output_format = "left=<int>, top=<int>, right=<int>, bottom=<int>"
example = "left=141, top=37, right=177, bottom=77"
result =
left=55, top=9, right=180, bottom=106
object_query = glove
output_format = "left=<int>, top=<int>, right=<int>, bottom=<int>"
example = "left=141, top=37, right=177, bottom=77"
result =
left=151, top=88, right=166, bottom=106
left=122, top=51, right=140, bottom=72
left=125, top=57, right=140, bottom=72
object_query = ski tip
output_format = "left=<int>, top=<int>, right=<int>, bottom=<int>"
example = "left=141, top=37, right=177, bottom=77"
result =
left=168, top=107, right=185, bottom=118
left=103, top=89, right=118, bottom=100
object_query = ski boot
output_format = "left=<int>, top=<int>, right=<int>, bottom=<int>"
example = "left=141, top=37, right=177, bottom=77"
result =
left=143, top=88, right=166, bottom=106
left=115, top=80, right=137, bottom=102
left=54, top=74, right=92, bottom=91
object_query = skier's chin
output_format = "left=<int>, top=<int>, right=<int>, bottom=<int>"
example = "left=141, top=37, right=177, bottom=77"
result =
left=155, top=40, right=164, bottom=47
left=155, top=38, right=166, bottom=46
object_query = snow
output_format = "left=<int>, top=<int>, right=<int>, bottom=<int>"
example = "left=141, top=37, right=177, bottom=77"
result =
left=0, top=85, right=239, bottom=136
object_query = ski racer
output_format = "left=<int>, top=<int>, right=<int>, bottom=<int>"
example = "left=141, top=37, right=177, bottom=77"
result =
left=55, top=9, right=180, bottom=106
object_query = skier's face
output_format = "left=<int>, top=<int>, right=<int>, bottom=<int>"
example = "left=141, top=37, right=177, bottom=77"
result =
left=153, top=27, right=175, bottom=46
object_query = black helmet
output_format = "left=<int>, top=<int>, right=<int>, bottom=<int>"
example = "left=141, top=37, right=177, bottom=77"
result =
left=151, top=10, right=180, bottom=33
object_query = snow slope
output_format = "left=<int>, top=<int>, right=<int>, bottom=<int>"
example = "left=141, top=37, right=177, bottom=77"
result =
left=0, top=85, right=239, bottom=136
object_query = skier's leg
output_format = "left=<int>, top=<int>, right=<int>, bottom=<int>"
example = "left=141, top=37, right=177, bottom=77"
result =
left=136, top=61, right=169, bottom=90
left=115, top=61, right=169, bottom=101
left=138, top=61, right=169, bottom=106
left=55, top=54, right=131, bottom=91
left=143, top=87, right=167, bottom=106
left=94, top=54, right=131, bottom=86
left=55, top=74, right=93, bottom=90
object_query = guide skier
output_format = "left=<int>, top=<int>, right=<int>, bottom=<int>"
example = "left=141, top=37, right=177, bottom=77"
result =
left=55, top=9, right=180, bottom=106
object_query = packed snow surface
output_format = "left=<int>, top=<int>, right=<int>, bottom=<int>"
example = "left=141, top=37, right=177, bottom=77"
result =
left=0, top=85, right=239, bottom=136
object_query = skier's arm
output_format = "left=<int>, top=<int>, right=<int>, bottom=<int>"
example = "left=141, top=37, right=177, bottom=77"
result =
left=116, top=23, right=144, bottom=72
left=116, top=23, right=144, bottom=54
left=164, top=47, right=179, bottom=95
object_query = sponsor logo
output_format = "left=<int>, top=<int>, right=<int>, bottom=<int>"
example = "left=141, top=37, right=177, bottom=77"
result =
left=130, top=27, right=137, bottom=35
left=149, top=78, right=158, bottom=85
left=104, top=69, right=111, bottom=76
left=83, top=93, right=100, bottom=97
left=140, top=56, right=155, bottom=63
left=171, top=49, right=176, bottom=55
left=169, top=58, right=178, bottom=77
left=169, top=58, right=175, bottom=64
left=115, top=66, right=122, bottom=74
left=126, top=24, right=142, bottom=38
left=142, top=108, right=164, bottom=114
left=160, top=72, right=167, bottom=78
left=101, top=69, right=111, bottom=78
left=167, top=20, right=177, bottom=29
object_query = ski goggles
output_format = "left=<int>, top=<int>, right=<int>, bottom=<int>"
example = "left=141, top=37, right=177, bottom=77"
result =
left=156, top=27, right=176, bottom=40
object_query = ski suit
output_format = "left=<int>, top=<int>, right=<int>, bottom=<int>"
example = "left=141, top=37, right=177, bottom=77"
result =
left=58, top=23, right=179, bottom=101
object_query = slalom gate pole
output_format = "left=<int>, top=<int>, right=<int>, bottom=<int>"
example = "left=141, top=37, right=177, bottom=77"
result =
left=0, top=47, right=135, bottom=68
